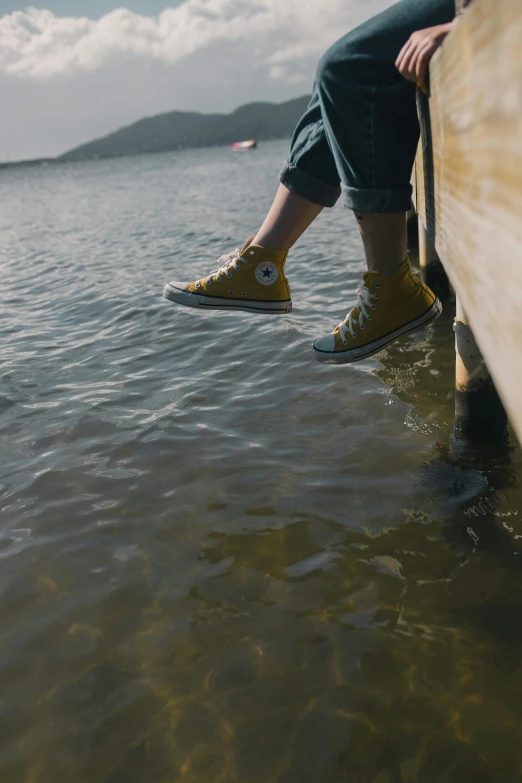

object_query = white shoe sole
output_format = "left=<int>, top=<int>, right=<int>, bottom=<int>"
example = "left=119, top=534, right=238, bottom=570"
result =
left=313, top=299, right=442, bottom=364
left=163, top=282, right=292, bottom=314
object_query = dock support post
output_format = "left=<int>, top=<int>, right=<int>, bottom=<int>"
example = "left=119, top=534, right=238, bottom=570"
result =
left=418, top=217, right=451, bottom=300
left=453, top=299, right=508, bottom=443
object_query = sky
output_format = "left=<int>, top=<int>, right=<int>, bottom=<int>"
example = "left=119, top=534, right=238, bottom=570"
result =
left=0, top=1, right=184, bottom=17
left=0, top=0, right=393, bottom=161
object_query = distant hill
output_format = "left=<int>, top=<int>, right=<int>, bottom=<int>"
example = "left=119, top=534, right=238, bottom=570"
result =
left=0, top=158, right=54, bottom=171
left=58, top=96, right=312, bottom=163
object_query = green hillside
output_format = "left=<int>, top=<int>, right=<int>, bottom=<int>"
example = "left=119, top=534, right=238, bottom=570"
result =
left=58, top=96, right=311, bottom=162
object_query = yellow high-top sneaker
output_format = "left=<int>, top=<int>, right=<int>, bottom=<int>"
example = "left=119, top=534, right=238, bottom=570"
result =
left=313, top=258, right=442, bottom=364
left=163, top=238, right=292, bottom=314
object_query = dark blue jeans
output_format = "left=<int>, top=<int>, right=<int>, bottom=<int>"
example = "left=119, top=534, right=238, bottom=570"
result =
left=280, top=0, right=455, bottom=213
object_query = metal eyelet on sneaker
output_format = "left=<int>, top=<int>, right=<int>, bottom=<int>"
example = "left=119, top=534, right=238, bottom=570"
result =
left=250, top=250, right=255, bottom=256
left=374, top=294, right=380, bottom=300
left=242, top=292, right=247, bottom=296
left=360, top=324, right=365, bottom=329
left=375, top=283, right=380, bottom=288
left=229, top=290, right=233, bottom=294
left=367, top=315, right=372, bottom=321
left=195, top=282, right=201, bottom=288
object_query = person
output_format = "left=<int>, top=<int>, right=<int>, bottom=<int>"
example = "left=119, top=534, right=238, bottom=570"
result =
left=164, top=0, right=459, bottom=364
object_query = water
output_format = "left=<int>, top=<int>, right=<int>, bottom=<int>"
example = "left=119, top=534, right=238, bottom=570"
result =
left=2, top=140, right=522, bottom=783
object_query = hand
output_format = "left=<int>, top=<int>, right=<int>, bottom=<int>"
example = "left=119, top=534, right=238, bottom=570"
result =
left=395, top=22, right=454, bottom=90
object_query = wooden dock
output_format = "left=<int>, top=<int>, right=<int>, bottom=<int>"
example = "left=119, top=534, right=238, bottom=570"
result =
left=412, top=0, right=522, bottom=444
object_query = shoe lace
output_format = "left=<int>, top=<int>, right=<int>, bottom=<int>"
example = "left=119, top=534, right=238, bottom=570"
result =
left=338, top=282, right=379, bottom=344
left=204, top=248, right=249, bottom=285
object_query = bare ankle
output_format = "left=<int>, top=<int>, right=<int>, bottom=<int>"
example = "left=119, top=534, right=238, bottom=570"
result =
left=354, top=211, right=407, bottom=276
left=251, top=237, right=288, bottom=251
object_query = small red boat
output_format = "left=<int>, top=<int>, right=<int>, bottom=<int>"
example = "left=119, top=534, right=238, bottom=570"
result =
left=230, top=139, right=257, bottom=151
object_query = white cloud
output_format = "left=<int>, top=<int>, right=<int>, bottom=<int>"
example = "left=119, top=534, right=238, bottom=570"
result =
left=0, top=0, right=393, bottom=159
left=0, top=0, right=383, bottom=81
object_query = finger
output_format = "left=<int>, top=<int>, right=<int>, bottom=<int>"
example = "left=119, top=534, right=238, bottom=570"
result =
left=417, top=41, right=438, bottom=79
left=398, top=44, right=419, bottom=82
left=395, top=39, right=414, bottom=72
left=395, top=41, right=412, bottom=74
left=407, top=43, right=427, bottom=84
left=415, top=41, right=437, bottom=86
left=405, top=38, right=429, bottom=82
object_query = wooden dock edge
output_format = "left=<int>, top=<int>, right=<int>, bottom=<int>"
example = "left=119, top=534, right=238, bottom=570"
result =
left=412, top=0, right=522, bottom=444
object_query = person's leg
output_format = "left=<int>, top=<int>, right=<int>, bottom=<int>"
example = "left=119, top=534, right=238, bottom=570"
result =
left=319, top=0, right=454, bottom=268
left=354, top=212, right=407, bottom=275
left=164, top=88, right=342, bottom=314
left=252, top=87, right=344, bottom=249
left=311, top=0, right=455, bottom=363
left=253, top=0, right=452, bottom=269
left=252, top=185, right=324, bottom=250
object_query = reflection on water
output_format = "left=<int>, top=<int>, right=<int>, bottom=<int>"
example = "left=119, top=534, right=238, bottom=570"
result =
left=1, top=141, right=522, bottom=782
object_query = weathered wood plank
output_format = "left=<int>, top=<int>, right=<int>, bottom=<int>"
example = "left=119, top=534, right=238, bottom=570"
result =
left=413, top=0, right=522, bottom=443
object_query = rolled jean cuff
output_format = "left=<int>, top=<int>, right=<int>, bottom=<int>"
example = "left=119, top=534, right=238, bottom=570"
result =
left=280, top=162, right=341, bottom=208
left=343, top=184, right=413, bottom=213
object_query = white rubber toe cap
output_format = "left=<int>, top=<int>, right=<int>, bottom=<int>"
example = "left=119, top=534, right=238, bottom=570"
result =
left=313, top=333, right=336, bottom=353
left=163, top=281, right=193, bottom=305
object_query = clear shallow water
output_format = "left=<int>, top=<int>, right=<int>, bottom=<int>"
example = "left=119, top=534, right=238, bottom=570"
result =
left=2, top=140, right=522, bottom=783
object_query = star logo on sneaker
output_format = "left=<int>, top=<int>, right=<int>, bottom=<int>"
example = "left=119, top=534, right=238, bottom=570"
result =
left=255, top=262, right=279, bottom=285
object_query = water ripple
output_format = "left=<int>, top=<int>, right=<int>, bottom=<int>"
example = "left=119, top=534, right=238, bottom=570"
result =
left=1, top=142, right=522, bottom=782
